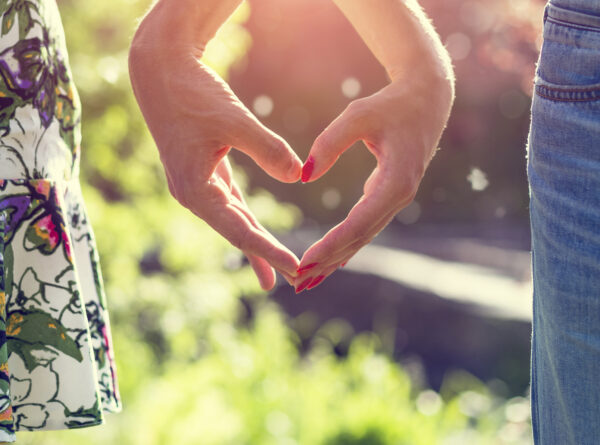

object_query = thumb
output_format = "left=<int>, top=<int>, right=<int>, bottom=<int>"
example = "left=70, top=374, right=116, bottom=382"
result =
left=302, top=100, right=371, bottom=183
left=232, top=115, right=302, bottom=183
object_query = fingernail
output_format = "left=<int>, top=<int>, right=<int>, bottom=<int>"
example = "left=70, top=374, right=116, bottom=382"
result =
left=295, top=277, right=312, bottom=294
left=301, top=156, right=315, bottom=183
left=307, top=275, right=325, bottom=290
left=297, top=262, right=318, bottom=274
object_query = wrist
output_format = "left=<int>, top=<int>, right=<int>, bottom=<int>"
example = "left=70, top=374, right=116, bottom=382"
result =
left=130, top=0, right=242, bottom=58
left=387, top=48, right=454, bottom=99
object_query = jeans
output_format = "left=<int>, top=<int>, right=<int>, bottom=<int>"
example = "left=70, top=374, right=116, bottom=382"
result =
left=528, top=1, right=600, bottom=444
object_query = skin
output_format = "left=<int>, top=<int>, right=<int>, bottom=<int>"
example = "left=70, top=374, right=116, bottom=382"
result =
left=129, top=0, right=303, bottom=290
left=128, top=0, right=455, bottom=292
left=295, top=0, right=455, bottom=291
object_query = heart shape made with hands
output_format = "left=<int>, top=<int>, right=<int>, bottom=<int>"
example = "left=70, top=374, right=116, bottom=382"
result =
left=253, top=81, right=442, bottom=295
left=129, top=37, right=453, bottom=296
left=264, top=75, right=453, bottom=295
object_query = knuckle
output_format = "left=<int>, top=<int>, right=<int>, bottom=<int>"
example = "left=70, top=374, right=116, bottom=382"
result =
left=346, top=99, right=365, bottom=117
left=346, top=98, right=370, bottom=122
left=388, top=169, right=421, bottom=202
left=231, top=225, right=251, bottom=252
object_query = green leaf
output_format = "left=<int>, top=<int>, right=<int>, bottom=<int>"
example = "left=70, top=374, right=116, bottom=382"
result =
left=64, top=398, right=103, bottom=428
left=7, top=310, right=83, bottom=371
left=17, top=4, right=34, bottom=40
left=1, top=5, right=16, bottom=36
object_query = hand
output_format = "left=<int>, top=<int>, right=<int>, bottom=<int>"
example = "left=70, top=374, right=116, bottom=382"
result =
left=129, top=20, right=302, bottom=290
left=294, top=72, right=454, bottom=292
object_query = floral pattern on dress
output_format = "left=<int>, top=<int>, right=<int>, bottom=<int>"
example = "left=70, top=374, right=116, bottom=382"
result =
left=0, top=0, right=121, bottom=442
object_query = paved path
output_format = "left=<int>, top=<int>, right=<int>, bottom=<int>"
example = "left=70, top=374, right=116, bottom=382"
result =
left=346, top=243, right=532, bottom=321
left=283, top=226, right=533, bottom=321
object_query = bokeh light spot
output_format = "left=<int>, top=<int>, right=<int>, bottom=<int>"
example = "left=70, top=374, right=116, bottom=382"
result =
left=458, top=391, right=491, bottom=418
left=253, top=95, right=274, bottom=117
left=499, top=422, right=529, bottom=443
left=321, top=187, right=341, bottom=210
left=265, top=410, right=292, bottom=437
left=445, top=33, right=472, bottom=61
left=396, top=201, right=421, bottom=225
left=97, top=56, right=120, bottom=84
left=467, top=167, right=489, bottom=192
left=416, top=390, right=443, bottom=416
left=505, top=397, right=531, bottom=423
left=460, top=1, right=495, bottom=34
left=362, top=355, right=388, bottom=383
left=341, top=77, right=361, bottom=99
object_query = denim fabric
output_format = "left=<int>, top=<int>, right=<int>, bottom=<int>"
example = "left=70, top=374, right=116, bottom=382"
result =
left=528, top=1, right=600, bottom=444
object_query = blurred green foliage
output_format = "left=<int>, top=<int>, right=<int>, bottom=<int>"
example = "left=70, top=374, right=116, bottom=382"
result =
left=13, top=1, right=533, bottom=444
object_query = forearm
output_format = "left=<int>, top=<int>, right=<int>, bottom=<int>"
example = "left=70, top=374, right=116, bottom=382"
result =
left=332, top=0, right=454, bottom=87
left=130, top=0, right=242, bottom=55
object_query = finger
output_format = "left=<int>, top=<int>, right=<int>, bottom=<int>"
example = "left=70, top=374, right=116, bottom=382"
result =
left=230, top=180, right=298, bottom=284
left=279, top=270, right=295, bottom=286
left=295, top=263, right=339, bottom=293
left=232, top=116, right=302, bottom=183
left=246, top=253, right=276, bottom=290
left=302, top=100, right=375, bottom=183
left=230, top=180, right=252, bottom=213
left=295, top=210, right=393, bottom=293
left=299, top=169, right=414, bottom=270
left=200, top=194, right=300, bottom=276
left=229, top=181, right=287, bottom=252
left=215, top=158, right=234, bottom=185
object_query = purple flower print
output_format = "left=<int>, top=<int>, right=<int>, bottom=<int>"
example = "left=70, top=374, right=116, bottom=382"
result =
left=0, top=29, right=68, bottom=128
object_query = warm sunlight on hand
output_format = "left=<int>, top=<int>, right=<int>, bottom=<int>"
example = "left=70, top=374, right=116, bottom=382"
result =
left=294, top=75, right=454, bottom=292
left=129, top=39, right=302, bottom=290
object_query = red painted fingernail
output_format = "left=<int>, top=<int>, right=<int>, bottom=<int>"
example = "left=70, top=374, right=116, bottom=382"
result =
left=301, top=156, right=315, bottom=183
left=341, top=261, right=348, bottom=268
left=307, top=275, right=325, bottom=290
left=297, top=262, right=318, bottom=274
left=295, top=278, right=312, bottom=294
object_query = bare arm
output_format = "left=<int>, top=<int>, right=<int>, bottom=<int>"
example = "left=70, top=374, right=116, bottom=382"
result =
left=332, top=0, right=454, bottom=84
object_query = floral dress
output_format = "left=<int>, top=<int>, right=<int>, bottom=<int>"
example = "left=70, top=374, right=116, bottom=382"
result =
left=0, top=0, right=121, bottom=441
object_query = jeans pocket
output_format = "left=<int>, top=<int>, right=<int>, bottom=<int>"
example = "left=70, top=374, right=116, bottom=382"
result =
left=535, top=3, right=600, bottom=101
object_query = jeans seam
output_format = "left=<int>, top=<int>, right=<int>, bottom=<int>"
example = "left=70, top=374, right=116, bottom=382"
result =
left=546, top=17, right=600, bottom=33
left=535, top=85, right=600, bottom=102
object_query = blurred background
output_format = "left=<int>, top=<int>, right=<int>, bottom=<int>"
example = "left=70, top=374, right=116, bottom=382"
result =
left=22, top=0, right=545, bottom=443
